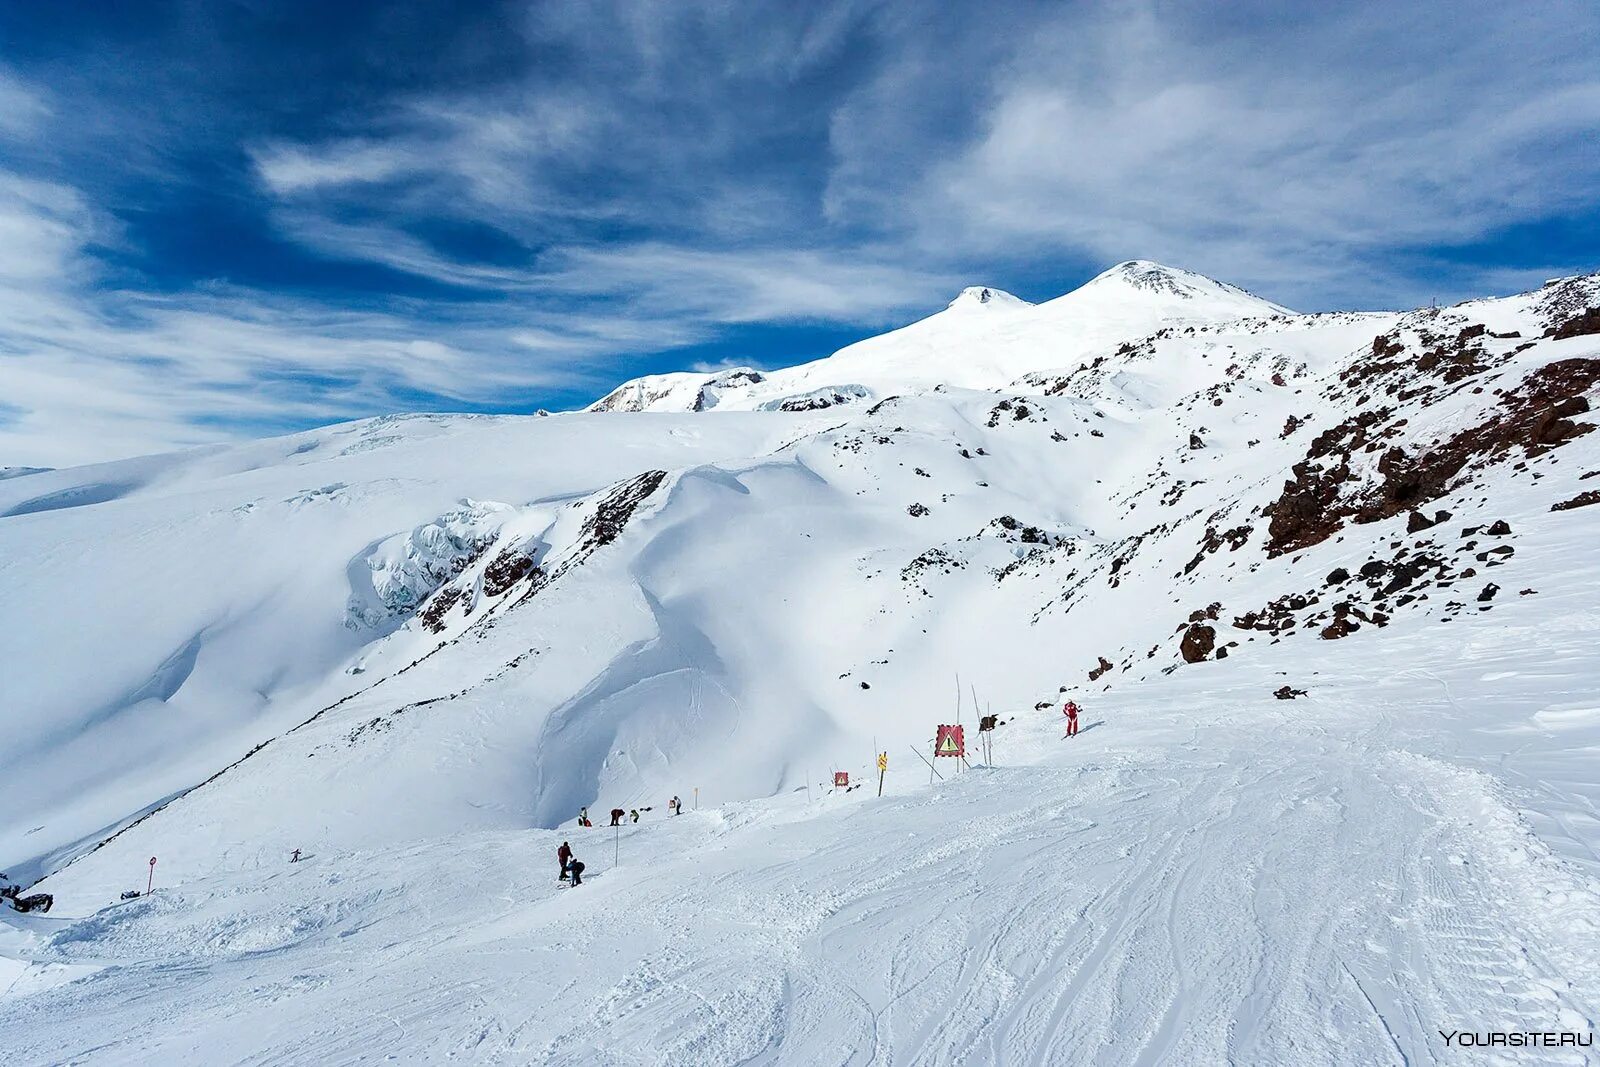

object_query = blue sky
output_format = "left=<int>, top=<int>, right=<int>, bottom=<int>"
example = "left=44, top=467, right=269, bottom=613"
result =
left=1, top=0, right=1597, bottom=466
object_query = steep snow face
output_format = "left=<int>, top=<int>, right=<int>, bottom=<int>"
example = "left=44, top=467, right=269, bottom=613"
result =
left=344, top=499, right=519, bottom=631
left=587, top=260, right=1293, bottom=413
left=0, top=411, right=824, bottom=884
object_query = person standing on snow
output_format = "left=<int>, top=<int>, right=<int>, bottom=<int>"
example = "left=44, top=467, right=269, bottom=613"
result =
left=670, top=795, right=682, bottom=815
left=569, top=858, right=586, bottom=886
left=629, top=809, right=640, bottom=824
left=1063, top=700, right=1080, bottom=738
left=557, top=841, right=573, bottom=880
left=609, top=808, right=625, bottom=827
left=578, top=806, right=590, bottom=827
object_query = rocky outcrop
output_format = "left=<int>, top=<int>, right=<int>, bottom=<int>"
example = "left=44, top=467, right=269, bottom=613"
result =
left=1180, top=623, right=1216, bottom=663
left=1544, top=307, right=1600, bottom=340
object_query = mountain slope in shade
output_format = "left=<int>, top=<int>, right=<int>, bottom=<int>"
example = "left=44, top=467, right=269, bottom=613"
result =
left=587, top=261, right=1293, bottom=413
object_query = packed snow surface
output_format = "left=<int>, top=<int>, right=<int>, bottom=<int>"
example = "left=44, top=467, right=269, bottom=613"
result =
left=3, top=261, right=1599, bottom=1064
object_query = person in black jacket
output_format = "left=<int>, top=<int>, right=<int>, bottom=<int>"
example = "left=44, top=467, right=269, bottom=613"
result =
left=569, top=859, right=586, bottom=886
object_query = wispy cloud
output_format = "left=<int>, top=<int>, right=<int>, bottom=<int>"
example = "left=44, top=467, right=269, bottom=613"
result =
left=0, top=1, right=1596, bottom=465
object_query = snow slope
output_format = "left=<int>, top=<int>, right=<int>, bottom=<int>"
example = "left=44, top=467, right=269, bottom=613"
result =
left=3, top=263, right=1599, bottom=1064
left=2, top=579, right=1597, bottom=1064
left=0, top=411, right=829, bottom=884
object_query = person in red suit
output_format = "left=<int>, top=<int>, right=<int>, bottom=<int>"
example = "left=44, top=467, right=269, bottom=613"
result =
left=1063, top=701, right=1080, bottom=738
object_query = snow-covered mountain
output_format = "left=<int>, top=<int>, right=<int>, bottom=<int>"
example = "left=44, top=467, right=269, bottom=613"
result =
left=3, top=262, right=1599, bottom=1064
left=587, top=261, right=1293, bottom=413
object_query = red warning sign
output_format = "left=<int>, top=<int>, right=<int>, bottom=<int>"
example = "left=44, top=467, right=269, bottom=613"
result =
left=935, top=724, right=965, bottom=757
left=834, top=771, right=849, bottom=787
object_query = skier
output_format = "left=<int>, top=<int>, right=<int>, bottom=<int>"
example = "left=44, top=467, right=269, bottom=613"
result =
left=569, top=858, right=586, bottom=887
left=557, top=841, right=573, bottom=881
left=609, top=807, right=625, bottom=827
left=578, top=807, right=592, bottom=828
left=290, top=848, right=301, bottom=863
left=629, top=809, right=640, bottom=824
left=1063, top=700, right=1080, bottom=738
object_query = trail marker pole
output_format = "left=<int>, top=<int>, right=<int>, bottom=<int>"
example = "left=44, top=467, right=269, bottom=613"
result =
left=953, top=675, right=962, bottom=775
left=614, top=823, right=619, bottom=867
left=877, top=752, right=888, bottom=796
left=694, top=787, right=699, bottom=811
left=910, top=744, right=943, bottom=781
left=147, top=856, right=157, bottom=895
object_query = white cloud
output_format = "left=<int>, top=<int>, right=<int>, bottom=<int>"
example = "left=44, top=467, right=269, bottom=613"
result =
left=903, top=2, right=1600, bottom=306
left=0, top=69, right=51, bottom=138
left=252, top=141, right=415, bottom=194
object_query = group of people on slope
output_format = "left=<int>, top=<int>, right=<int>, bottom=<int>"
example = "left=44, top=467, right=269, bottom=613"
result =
left=558, top=703, right=1088, bottom=889
left=561, top=795, right=685, bottom=887
left=576, top=795, right=684, bottom=830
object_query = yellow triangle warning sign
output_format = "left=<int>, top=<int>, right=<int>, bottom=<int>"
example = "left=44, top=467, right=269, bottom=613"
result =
left=937, top=733, right=959, bottom=754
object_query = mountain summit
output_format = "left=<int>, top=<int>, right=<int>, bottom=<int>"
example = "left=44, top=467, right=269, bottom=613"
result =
left=588, top=260, right=1296, bottom=412
left=1048, top=259, right=1294, bottom=320
left=946, top=285, right=1032, bottom=311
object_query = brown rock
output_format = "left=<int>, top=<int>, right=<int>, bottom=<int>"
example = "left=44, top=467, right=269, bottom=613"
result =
left=1180, top=623, right=1216, bottom=663
left=1552, top=490, right=1600, bottom=512
left=1320, top=617, right=1360, bottom=640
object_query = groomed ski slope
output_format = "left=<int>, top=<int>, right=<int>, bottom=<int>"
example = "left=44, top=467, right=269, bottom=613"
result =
left=3, top=555, right=1597, bottom=1065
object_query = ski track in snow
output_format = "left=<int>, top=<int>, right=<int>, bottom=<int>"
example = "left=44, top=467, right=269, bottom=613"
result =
left=3, top=642, right=1598, bottom=1065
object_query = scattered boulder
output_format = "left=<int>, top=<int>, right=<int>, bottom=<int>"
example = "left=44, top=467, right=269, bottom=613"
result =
left=1477, top=583, right=1499, bottom=602
left=1180, top=623, right=1216, bottom=663
left=1406, top=508, right=1452, bottom=533
left=1274, top=685, right=1307, bottom=700
left=1320, top=616, right=1360, bottom=640
left=1188, top=432, right=1206, bottom=450
left=1326, top=567, right=1350, bottom=585
left=907, top=503, right=930, bottom=517
left=1088, top=656, right=1114, bottom=681
left=1485, top=519, right=1512, bottom=535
